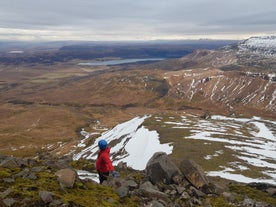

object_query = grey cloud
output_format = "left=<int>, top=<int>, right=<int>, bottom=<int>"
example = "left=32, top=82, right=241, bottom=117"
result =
left=0, top=0, right=275, bottom=40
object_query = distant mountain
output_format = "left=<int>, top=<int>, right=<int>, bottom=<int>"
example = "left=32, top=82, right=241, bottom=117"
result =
left=171, top=36, right=276, bottom=71
left=236, top=36, right=276, bottom=70
left=238, top=36, right=276, bottom=56
left=145, top=36, right=276, bottom=116
left=0, top=40, right=237, bottom=64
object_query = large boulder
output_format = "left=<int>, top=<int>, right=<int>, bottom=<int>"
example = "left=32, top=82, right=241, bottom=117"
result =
left=180, top=159, right=209, bottom=189
left=146, top=152, right=181, bottom=184
left=55, top=168, right=77, bottom=188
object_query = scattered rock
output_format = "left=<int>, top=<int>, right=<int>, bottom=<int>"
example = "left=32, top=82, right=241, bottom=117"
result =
left=0, top=153, right=274, bottom=207
left=1, top=157, right=19, bottom=168
left=137, top=181, right=172, bottom=205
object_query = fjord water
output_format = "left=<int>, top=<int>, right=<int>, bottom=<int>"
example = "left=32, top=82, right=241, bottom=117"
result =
left=77, top=58, right=164, bottom=66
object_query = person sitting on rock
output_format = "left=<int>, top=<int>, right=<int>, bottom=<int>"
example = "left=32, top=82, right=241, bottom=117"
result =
left=96, top=139, right=116, bottom=184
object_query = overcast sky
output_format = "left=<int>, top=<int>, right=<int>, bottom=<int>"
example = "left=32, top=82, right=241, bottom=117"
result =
left=0, top=0, right=275, bottom=41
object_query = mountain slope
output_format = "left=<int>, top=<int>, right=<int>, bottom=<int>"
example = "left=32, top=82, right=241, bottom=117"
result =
left=150, top=36, right=276, bottom=117
left=164, top=68, right=275, bottom=115
left=73, top=114, right=276, bottom=185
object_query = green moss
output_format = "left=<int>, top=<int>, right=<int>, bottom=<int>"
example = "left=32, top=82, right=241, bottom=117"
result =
left=230, top=184, right=276, bottom=206
left=0, top=168, right=12, bottom=178
left=61, top=182, right=138, bottom=207
left=208, top=196, right=236, bottom=207
left=11, top=177, right=39, bottom=199
left=36, top=171, right=60, bottom=192
left=70, top=159, right=95, bottom=171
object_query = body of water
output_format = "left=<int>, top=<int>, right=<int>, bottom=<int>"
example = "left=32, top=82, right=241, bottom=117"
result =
left=77, top=58, right=164, bottom=66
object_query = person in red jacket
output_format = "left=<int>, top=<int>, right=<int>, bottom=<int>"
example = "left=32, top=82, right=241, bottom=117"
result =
left=96, top=139, right=114, bottom=184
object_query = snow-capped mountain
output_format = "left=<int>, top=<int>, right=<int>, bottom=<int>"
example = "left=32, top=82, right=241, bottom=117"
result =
left=235, top=36, right=276, bottom=70
left=238, top=36, right=276, bottom=56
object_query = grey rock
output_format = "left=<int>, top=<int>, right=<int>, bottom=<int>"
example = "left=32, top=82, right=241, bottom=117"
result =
left=31, top=166, right=45, bottom=172
left=0, top=188, right=12, bottom=199
left=181, top=191, right=191, bottom=200
left=180, top=159, right=209, bottom=189
left=117, top=161, right=128, bottom=170
left=39, top=191, right=53, bottom=203
left=105, top=177, right=126, bottom=188
left=3, top=198, right=16, bottom=207
left=0, top=155, right=8, bottom=163
left=116, top=186, right=129, bottom=198
left=191, top=197, right=202, bottom=205
left=2, top=178, right=15, bottom=183
left=266, top=187, right=276, bottom=196
left=222, top=192, right=236, bottom=203
left=172, top=174, right=188, bottom=186
left=243, top=197, right=255, bottom=207
left=176, top=186, right=186, bottom=195
left=140, top=181, right=159, bottom=191
left=137, top=181, right=171, bottom=204
left=150, top=200, right=165, bottom=207
left=15, top=158, right=29, bottom=167
left=190, top=186, right=206, bottom=198
left=1, top=157, right=19, bottom=168
left=146, top=152, right=181, bottom=184
left=127, top=179, right=138, bottom=189
left=26, top=172, right=37, bottom=180
left=49, top=199, right=64, bottom=206
left=14, top=168, right=30, bottom=178
left=55, top=168, right=77, bottom=188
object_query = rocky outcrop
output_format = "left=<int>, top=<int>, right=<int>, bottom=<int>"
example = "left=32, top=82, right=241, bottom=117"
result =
left=102, top=152, right=275, bottom=207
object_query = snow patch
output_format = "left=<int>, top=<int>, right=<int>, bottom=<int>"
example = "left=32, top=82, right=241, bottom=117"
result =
left=73, top=115, right=173, bottom=170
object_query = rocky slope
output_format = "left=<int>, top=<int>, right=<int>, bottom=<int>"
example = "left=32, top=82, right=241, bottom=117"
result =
left=1, top=153, right=275, bottom=207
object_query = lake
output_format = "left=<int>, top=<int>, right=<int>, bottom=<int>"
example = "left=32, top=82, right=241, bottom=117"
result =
left=77, top=58, right=164, bottom=66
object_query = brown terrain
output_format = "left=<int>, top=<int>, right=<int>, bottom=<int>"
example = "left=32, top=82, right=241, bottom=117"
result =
left=0, top=40, right=275, bottom=157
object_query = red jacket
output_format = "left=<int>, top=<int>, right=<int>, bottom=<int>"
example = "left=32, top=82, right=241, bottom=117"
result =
left=96, top=147, right=114, bottom=173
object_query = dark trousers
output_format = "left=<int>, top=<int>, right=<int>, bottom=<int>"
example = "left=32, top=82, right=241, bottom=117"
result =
left=98, top=171, right=109, bottom=184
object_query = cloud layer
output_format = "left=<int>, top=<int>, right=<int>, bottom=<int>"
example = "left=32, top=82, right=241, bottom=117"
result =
left=0, top=0, right=275, bottom=40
